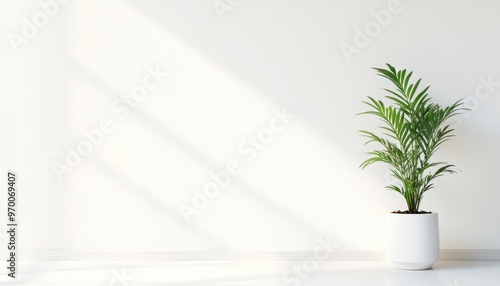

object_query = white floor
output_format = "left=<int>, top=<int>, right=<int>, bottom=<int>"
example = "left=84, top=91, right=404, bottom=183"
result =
left=1, top=260, right=499, bottom=285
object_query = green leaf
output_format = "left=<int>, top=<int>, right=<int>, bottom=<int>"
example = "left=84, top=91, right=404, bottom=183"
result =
left=358, top=64, right=466, bottom=212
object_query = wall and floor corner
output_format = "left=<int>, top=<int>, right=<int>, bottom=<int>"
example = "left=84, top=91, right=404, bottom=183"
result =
left=1, top=0, right=500, bottom=266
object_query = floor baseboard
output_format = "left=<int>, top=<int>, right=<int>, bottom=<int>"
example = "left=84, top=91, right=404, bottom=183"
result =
left=5, top=250, right=500, bottom=261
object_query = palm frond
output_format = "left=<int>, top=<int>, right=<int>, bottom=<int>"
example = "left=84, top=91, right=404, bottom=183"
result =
left=358, top=64, right=466, bottom=212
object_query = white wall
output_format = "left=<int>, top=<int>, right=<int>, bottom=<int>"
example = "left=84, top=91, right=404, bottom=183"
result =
left=1, top=0, right=499, bottom=256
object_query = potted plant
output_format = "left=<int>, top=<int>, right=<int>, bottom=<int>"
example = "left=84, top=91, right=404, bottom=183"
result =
left=359, top=64, right=466, bottom=270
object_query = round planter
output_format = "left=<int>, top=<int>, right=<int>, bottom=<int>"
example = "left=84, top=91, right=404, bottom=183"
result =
left=387, top=212, right=439, bottom=270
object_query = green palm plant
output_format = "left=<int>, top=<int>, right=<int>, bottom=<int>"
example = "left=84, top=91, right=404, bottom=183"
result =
left=359, top=64, right=466, bottom=213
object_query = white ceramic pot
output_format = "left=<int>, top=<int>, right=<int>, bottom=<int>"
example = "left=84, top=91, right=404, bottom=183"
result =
left=387, top=212, right=439, bottom=270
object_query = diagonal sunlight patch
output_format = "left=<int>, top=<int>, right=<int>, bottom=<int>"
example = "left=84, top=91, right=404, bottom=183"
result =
left=60, top=0, right=387, bottom=253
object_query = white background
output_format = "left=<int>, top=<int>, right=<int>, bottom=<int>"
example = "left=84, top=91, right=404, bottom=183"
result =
left=0, top=0, right=499, bottom=255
